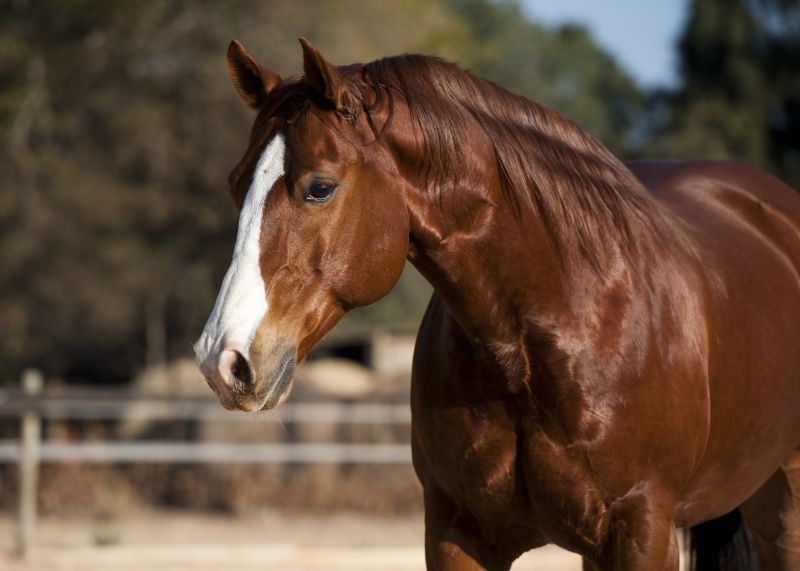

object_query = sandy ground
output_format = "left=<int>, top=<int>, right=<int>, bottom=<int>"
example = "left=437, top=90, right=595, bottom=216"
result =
left=0, top=509, right=583, bottom=571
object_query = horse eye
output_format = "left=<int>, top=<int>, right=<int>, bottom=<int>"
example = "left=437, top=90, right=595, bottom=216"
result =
left=305, top=181, right=337, bottom=203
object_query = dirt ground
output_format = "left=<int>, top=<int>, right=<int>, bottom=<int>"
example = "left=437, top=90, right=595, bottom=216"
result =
left=0, top=509, right=582, bottom=571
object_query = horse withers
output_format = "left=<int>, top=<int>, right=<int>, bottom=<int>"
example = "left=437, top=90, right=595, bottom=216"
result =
left=194, top=39, right=800, bottom=570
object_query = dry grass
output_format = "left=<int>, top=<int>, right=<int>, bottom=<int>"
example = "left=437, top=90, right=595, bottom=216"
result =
left=0, top=462, right=423, bottom=516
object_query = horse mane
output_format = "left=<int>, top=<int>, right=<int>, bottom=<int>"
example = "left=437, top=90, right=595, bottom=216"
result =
left=355, top=55, right=670, bottom=273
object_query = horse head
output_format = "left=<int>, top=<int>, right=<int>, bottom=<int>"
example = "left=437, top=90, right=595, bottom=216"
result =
left=194, top=40, right=410, bottom=411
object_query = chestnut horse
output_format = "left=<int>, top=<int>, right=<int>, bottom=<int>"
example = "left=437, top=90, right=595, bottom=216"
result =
left=194, top=39, right=800, bottom=570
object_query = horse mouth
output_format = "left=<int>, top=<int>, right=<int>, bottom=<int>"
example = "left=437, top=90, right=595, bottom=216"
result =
left=258, top=352, right=296, bottom=410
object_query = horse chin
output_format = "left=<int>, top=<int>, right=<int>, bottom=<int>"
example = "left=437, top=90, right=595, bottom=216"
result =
left=255, top=349, right=297, bottom=411
left=259, top=370, right=295, bottom=411
left=260, top=377, right=294, bottom=411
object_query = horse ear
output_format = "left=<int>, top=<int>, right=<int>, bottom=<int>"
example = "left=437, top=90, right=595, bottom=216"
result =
left=227, top=40, right=281, bottom=110
left=299, top=38, right=340, bottom=104
left=299, top=38, right=360, bottom=121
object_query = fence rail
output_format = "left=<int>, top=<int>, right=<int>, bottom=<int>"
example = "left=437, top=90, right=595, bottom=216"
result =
left=0, top=397, right=412, bottom=424
left=0, top=441, right=413, bottom=463
left=2, top=369, right=413, bottom=558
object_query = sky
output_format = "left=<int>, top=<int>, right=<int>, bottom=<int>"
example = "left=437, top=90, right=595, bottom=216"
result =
left=520, top=0, right=690, bottom=87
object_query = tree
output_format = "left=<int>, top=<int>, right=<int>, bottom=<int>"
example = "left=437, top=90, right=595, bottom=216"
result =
left=437, top=0, right=644, bottom=155
left=0, top=0, right=644, bottom=383
left=649, top=0, right=800, bottom=189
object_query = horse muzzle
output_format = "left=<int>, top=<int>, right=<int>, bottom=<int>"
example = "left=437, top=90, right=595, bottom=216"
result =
left=195, top=339, right=296, bottom=412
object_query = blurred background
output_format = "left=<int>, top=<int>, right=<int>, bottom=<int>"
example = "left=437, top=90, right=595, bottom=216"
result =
left=0, top=0, right=798, bottom=569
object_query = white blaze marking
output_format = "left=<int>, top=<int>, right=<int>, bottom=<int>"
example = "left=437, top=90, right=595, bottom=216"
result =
left=194, top=134, right=285, bottom=375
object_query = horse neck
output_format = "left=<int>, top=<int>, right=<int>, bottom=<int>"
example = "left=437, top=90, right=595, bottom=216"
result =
left=402, top=157, right=573, bottom=360
left=379, top=88, right=666, bottom=386
left=407, top=186, right=665, bottom=401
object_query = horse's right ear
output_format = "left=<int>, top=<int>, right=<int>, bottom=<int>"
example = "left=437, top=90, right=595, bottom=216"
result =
left=227, top=40, right=281, bottom=110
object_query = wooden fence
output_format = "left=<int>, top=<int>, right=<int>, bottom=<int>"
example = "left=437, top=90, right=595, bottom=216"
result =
left=0, top=369, right=413, bottom=558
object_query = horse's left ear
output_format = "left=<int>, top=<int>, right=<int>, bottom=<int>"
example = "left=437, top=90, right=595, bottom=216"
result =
left=299, top=38, right=360, bottom=122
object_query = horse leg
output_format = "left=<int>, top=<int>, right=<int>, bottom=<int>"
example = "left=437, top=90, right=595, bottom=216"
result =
left=740, top=448, right=800, bottom=570
left=584, top=484, right=679, bottom=570
left=423, top=486, right=511, bottom=571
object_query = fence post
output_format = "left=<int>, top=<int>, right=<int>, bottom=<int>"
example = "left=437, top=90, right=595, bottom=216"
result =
left=17, top=368, right=43, bottom=559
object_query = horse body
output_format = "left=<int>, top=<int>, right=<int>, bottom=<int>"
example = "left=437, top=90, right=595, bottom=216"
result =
left=411, top=159, right=800, bottom=568
left=198, top=40, right=800, bottom=569
left=635, top=162, right=800, bottom=521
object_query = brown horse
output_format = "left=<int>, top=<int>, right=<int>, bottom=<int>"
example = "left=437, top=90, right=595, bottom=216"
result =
left=194, top=39, right=800, bottom=570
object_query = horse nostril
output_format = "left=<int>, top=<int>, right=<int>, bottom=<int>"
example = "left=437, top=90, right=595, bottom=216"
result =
left=230, top=350, right=252, bottom=385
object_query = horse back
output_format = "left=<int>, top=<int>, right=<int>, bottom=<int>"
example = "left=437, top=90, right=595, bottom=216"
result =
left=628, top=160, right=800, bottom=262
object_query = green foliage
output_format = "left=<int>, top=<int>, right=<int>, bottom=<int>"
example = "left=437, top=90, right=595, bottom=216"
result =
left=440, top=0, right=643, bottom=155
left=648, top=0, right=800, bottom=190
left=0, top=0, right=644, bottom=382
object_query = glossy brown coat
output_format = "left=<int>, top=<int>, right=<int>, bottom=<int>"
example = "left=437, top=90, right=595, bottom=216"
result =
left=206, top=41, right=800, bottom=569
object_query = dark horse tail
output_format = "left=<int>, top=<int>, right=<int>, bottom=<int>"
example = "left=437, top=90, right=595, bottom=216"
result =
left=686, top=509, right=759, bottom=570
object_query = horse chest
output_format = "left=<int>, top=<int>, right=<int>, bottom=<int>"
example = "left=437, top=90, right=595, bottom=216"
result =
left=414, top=399, right=519, bottom=507
left=410, top=296, right=614, bottom=544
left=413, top=395, right=611, bottom=551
